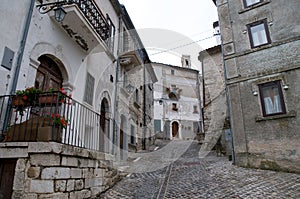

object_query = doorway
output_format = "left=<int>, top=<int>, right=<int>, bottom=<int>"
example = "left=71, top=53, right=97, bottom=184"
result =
left=35, top=55, right=63, bottom=91
left=172, top=121, right=179, bottom=137
left=0, top=159, right=17, bottom=199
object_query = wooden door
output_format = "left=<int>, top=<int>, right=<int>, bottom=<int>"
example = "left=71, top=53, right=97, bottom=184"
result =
left=0, top=159, right=17, bottom=199
left=35, top=55, right=63, bottom=91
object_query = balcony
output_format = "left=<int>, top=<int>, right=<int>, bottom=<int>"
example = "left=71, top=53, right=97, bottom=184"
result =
left=45, top=0, right=111, bottom=52
left=0, top=92, right=104, bottom=152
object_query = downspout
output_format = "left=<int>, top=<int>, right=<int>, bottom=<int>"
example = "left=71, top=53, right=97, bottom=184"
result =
left=217, top=10, right=236, bottom=164
left=142, top=59, right=146, bottom=150
left=112, top=14, right=122, bottom=155
left=10, top=0, right=35, bottom=94
left=3, top=0, right=34, bottom=132
left=196, top=72, right=204, bottom=133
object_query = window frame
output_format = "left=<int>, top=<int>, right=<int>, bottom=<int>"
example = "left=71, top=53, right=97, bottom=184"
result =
left=247, top=19, right=271, bottom=48
left=84, top=72, right=95, bottom=105
left=258, top=80, right=286, bottom=117
left=243, top=0, right=263, bottom=8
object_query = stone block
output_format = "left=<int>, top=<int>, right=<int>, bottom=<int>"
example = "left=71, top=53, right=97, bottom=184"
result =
left=69, top=190, right=91, bottom=199
left=23, top=193, right=38, bottom=199
left=55, top=180, right=66, bottom=192
left=0, top=147, right=28, bottom=158
left=91, top=186, right=105, bottom=197
left=62, top=156, right=78, bottom=167
left=30, top=154, right=60, bottom=166
left=94, top=168, right=104, bottom=178
left=82, top=168, right=93, bottom=178
left=13, top=171, right=25, bottom=190
left=74, top=179, right=84, bottom=190
left=70, top=168, right=82, bottom=179
left=78, top=158, right=88, bottom=167
left=39, top=193, right=68, bottom=199
left=16, top=158, right=27, bottom=171
left=85, top=178, right=103, bottom=188
left=41, top=167, right=70, bottom=179
left=27, top=167, right=41, bottom=179
left=66, top=180, right=75, bottom=192
left=30, top=180, right=54, bottom=193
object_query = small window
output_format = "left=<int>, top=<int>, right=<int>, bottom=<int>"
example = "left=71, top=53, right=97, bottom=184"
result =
left=130, top=125, right=135, bottom=144
left=243, top=0, right=262, bottom=8
left=193, top=105, right=198, bottom=113
left=84, top=72, right=95, bottom=105
left=172, top=103, right=178, bottom=111
left=247, top=19, right=271, bottom=48
left=135, top=88, right=139, bottom=103
left=171, top=70, right=175, bottom=75
left=258, top=81, right=286, bottom=117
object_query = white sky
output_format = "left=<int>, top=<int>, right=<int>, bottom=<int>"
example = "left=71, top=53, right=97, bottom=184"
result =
left=118, top=0, right=218, bottom=70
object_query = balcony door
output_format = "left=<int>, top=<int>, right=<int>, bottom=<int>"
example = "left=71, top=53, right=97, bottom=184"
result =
left=35, top=55, right=63, bottom=91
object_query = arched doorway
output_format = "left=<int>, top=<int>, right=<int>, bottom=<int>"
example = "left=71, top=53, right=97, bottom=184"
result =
left=172, top=121, right=179, bottom=137
left=35, top=55, right=63, bottom=91
left=100, top=98, right=110, bottom=152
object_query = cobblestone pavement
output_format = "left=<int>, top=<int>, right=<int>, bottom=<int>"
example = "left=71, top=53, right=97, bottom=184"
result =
left=100, top=140, right=300, bottom=199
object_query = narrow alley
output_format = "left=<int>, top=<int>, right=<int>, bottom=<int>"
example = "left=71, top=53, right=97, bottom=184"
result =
left=100, top=140, right=300, bottom=198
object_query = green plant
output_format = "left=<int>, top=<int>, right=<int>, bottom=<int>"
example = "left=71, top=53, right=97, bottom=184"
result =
left=15, top=87, right=41, bottom=103
left=51, top=113, right=69, bottom=129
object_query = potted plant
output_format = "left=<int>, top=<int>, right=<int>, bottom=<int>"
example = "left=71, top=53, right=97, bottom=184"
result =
left=39, top=87, right=72, bottom=105
left=13, top=87, right=42, bottom=115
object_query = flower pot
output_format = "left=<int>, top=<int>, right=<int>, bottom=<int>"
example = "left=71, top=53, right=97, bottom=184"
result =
left=12, top=96, right=29, bottom=107
left=39, top=94, right=60, bottom=106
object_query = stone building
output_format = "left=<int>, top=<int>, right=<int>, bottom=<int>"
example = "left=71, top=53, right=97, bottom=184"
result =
left=213, top=0, right=300, bottom=172
left=153, top=59, right=202, bottom=140
left=0, top=0, right=156, bottom=197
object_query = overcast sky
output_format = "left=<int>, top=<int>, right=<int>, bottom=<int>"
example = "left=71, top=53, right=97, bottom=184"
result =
left=118, top=0, right=218, bottom=69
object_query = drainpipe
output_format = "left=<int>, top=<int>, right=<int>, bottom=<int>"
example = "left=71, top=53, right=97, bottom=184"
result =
left=196, top=71, right=204, bottom=133
left=10, top=0, right=35, bottom=94
left=112, top=14, right=122, bottom=155
left=3, top=0, right=34, bottom=132
left=217, top=19, right=236, bottom=164
left=142, top=59, right=146, bottom=150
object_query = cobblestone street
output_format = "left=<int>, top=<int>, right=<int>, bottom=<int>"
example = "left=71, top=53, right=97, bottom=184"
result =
left=100, top=140, right=300, bottom=199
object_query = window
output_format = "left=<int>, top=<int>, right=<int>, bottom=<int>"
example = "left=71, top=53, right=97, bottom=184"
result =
left=258, top=81, right=286, bottom=116
left=193, top=122, right=200, bottom=133
left=171, top=70, right=175, bottom=75
left=106, top=15, right=115, bottom=53
left=247, top=19, right=271, bottom=48
left=130, top=125, right=135, bottom=144
left=172, top=103, right=178, bottom=111
left=154, top=120, right=161, bottom=132
left=243, top=0, right=262, bottom=8
left=134, top=88, right=139, bottom=103
left=193, top=105, right=198, bottom=113
left=84, top=72, right=95, bottom=105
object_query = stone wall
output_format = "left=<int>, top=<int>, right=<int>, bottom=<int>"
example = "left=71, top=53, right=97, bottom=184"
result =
left=0, top=142, right=120, bottom=198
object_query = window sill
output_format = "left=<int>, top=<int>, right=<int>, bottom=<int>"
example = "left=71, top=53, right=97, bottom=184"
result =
left=239, top=0, right=271, bottom=14
left=255, top=110, right=296, bottom=122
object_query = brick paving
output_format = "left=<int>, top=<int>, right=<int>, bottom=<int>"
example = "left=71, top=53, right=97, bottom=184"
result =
left=100, top=140, right=300, bottom=199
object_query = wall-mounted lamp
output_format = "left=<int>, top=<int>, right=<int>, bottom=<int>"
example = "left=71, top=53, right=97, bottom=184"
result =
left=252, top=91, right=258, bottom=96
left=283, top=84, right=289, bottom=90
left=36, top=0, right=74, bottom=22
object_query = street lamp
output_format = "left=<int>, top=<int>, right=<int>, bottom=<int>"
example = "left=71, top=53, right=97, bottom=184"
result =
left=36, top=0, right=74, bottom=22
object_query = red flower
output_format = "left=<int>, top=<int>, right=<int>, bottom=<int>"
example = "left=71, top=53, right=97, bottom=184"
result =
left=22, top=95, right=28, bottom=100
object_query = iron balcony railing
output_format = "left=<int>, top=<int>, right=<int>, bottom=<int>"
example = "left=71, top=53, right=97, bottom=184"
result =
left=0, top=92, right=105, bottom=152
left=73, top=0, right=110, bottom=41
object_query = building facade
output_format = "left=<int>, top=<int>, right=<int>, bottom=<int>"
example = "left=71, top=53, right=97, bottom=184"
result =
left=214, top=0, right=300, bottom=172
left=153, top=61, right=202, bottom=140
left=0, top=0, right=156, bottom=197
